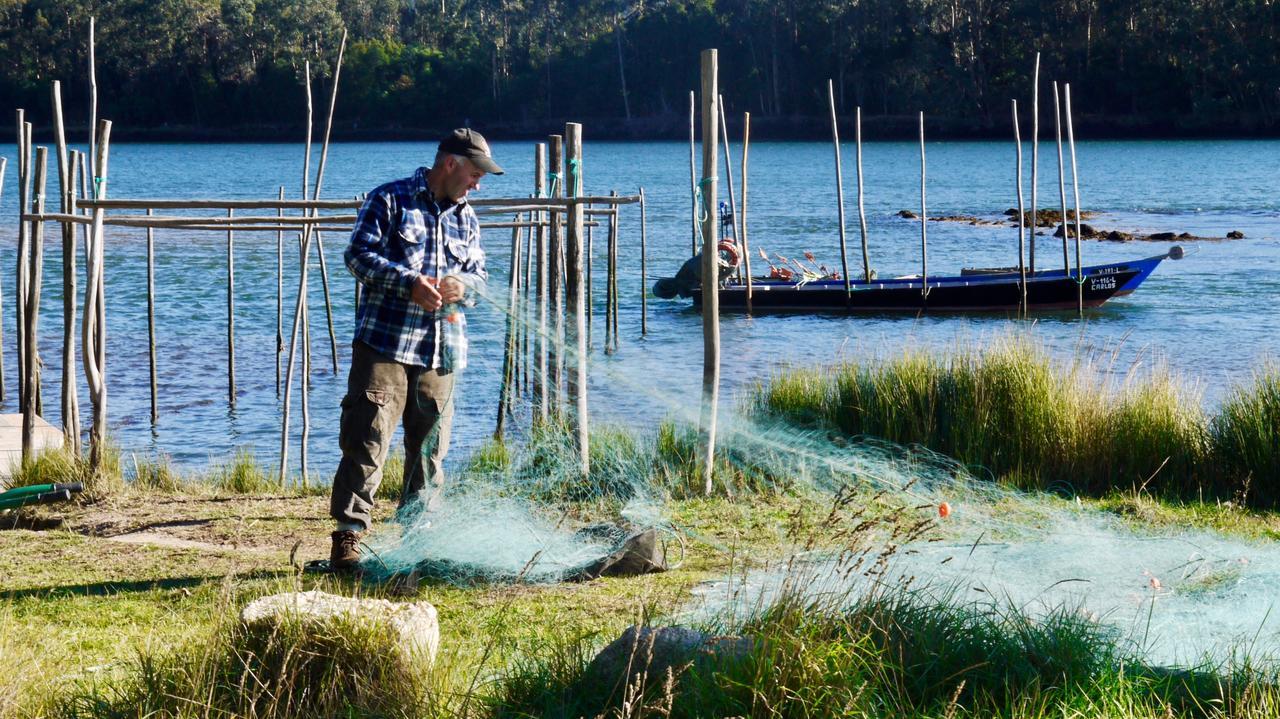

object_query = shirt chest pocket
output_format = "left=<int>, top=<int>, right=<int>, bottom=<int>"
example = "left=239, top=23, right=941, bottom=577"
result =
left=442, top=223, right=474, bottom=267
left=395, top=209, right=431, bottom=271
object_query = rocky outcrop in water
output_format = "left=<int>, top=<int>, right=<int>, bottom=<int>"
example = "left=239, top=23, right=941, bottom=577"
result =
left=1004, top=208, right=1096, bottom=227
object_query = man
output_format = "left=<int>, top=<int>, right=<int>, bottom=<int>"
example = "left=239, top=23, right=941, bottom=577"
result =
left=329, top=128, right=503, bottom=572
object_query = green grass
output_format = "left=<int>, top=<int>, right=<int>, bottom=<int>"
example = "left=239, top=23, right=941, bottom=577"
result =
left=755, top=339, right=1280, bottom=505
left=3, top=443, right=124, bottom=500
left=126, top=452, right=184, bottom=493
left=49, top=590, right=435, bottom=719
left=206, top=448, right=277, bottom=494
left=1210, top=366, right=1280, bottom=504
left=493, top=584, right=1280, bottom=718
left=7, top=407, right=1280, bottom=718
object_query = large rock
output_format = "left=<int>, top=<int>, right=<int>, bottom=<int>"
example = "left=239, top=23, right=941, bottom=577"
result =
left=585, top=626, right=755, bottom=691
left=241, top=590, right=439, bottom=664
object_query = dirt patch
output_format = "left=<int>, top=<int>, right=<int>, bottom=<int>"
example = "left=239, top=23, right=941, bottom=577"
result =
left=24, top=493, right=333, bottom=560
left=0, top=511, right=63, bottom=531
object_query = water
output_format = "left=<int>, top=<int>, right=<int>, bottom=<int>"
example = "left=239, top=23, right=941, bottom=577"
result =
left=0, top=139, right=1276, bottom=473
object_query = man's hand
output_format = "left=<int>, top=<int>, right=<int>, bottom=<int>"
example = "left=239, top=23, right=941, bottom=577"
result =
left=410, top=275, right=443, bottom=311
left=438, top=276, right=467, bottom=303
left=410, top=276, right=466, bottom=311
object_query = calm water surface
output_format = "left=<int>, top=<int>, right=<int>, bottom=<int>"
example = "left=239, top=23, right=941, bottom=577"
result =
left=0, top=139, right=1276, bottom=473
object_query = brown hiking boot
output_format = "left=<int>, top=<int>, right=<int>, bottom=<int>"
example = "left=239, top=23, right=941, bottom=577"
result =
left=330, top=530, right=364, bottom=573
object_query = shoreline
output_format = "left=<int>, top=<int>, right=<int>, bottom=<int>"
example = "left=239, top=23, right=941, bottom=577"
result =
left=10, top=112, right=1280, bottom=144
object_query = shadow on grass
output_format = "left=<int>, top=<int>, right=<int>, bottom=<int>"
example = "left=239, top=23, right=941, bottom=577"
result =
left=1, top=569, right=293, bottom=600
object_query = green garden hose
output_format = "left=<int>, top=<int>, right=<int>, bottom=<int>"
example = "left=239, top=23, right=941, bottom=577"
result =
left=0, top=482, right=83, bottom=510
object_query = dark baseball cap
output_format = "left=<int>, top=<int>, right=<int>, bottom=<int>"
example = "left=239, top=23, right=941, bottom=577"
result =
left=438, top=128, right=504, bottom=175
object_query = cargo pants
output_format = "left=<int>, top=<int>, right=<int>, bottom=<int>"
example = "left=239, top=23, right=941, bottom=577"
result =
left=330, top=341, right=455, bottom=530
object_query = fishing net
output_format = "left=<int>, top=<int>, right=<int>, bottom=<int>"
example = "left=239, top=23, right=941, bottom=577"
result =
left=358, top=280, right=1280, bottom=669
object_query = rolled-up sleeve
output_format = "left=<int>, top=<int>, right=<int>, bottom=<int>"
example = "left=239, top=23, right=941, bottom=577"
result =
left=345, top=191, right=419, bottom=299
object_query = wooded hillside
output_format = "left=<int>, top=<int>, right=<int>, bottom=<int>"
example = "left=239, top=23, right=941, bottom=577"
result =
left=3, top=0, right=1277, bottom=137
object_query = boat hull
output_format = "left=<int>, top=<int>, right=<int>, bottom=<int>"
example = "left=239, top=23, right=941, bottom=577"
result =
left=691, top=253, right=1169, bottom=313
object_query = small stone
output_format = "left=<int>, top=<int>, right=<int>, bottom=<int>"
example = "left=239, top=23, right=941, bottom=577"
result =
left=1148, top=231, right=1176, bottom=241
left=897, top=209, right=917, bottom=219
left=241, top=590, right=440, bottom=664
left=1227, top=230, right=1245, bottom=239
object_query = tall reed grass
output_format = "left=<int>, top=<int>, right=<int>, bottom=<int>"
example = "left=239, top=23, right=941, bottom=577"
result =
left=2, top=443, right=124, bottom=500
left=493, top=583, right=1277, bottom=718
left=756, top=339, right=1279, bottom=503
left=1210, top=366, right=1280, bottom=503
left=47, top=587, right=438, bottom=719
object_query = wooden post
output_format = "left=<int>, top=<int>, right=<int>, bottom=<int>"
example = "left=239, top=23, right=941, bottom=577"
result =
left=918, top=112, right=928, bottom=303
left=313, top=231, right=340, bottom=373
left=586, top=202, right=594, bottom=347
left=565, top=122, right=589, bottom=477
left=22, top=147, right=48, bottom=459
left=227, top=208, right=236, bottom=406
left=522, top=216, right=534, bottom=393
left=15, top=111, right=29, bottom=407
left=718, top=94, right=742, bottom=284
left=827, top=80, right=851, bottom=296
left=594, top=204, right=604, bottom=352
left=352, top=194, right=362, bottom=320
left=855, top=107, right=871, bottom=282
left=740, top=112, right=753, bottom=309
left=147, top=208, right=157, bottom=424
left=495, top=215, right=523, bottom=439
left=83, top=121, right=110, bottom=473
left=26, top=120, right=37, bottom=416
left=53, top=81, right=80, bottom=443
left=277, top=186, right=285, bottom=396
left=281, top=32, right=346, bottom=487
left=77, top=153, right=91, bottom=322
left=639, top=186, right=648, bottom=334
left=301, top=61, right=314, bottom=402
left=87, top=17, right=97, bottom=179
left=688, top=89, right=697, bottom=256
left=1053, top=81, right=1069, bottom=273
left=303, top=60, right=313, bottom=221
left=547, top=134, right=564, bottom=415
left=607, top=190, right=620, bottom=354
left=534, top=143, right=548, bottom=422
left=1013, top=100, right=1027, bottom=313
left=0, top=155, right=7, bottom=403
left=1029, top=52, right=1040, bottom=273
left=1066, top=84, right=1084, bottom=315
left=64, top=152, right=80, bottom=452
left=513, top=215, right=526, bottom=394
left=698, top=49, right=721, bottom=496
left=308, top=54, right=344, bottom=377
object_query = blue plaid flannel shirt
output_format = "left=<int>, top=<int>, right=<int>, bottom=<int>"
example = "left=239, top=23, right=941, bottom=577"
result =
left=346, top=167, right=488, bottom=370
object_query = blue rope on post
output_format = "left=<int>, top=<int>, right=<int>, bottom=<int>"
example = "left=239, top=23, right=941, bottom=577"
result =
left=566, top=158, right=583, bottom=196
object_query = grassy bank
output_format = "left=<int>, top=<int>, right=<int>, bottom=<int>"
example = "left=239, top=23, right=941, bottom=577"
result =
left=757, top=341, right=1280, bottom=506
left=6, top=415, right=1280, bottom=717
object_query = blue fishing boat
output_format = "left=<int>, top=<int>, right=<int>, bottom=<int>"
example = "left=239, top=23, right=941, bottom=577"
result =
left=686, top=247, right=1180, bottom=313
